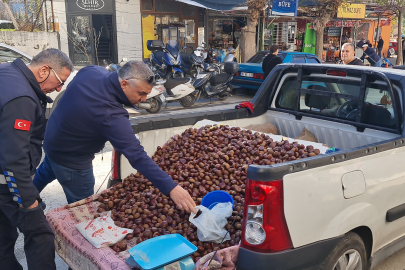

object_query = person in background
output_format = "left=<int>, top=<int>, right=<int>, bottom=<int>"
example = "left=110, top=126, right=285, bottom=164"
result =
left=377, top=36, right=384, bottom=57
left=360, top=44, right=381, bottom=67
left=365, top=39, right=373, bottom=48
left=347, top=38, right=353, bottom=44
left=340, top=43, right=363, bottom=65
left=357, top=38, right=365, bottom=48
left=262, top=44, right=282, bottom=79
left=33, top=61, right=197, bottom=214
left=0, top=49, right=73, bottom=270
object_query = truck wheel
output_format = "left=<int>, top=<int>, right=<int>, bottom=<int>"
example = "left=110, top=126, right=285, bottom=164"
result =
left=49, top=90, right=66, bottom=117
left=319, top=232, right=367, bottom=270
left=179, top=93, right=195, bottom=107
left=145, top=98, right=162, bottom=113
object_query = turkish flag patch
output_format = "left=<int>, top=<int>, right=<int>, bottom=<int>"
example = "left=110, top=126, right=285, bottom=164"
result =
left=14, top=119, right=31, bottom=131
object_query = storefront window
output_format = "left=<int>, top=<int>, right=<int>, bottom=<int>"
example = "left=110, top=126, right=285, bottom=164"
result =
left=355, top=23, right=369, bottom=42
left=155, top=0, right=180, bottom=13
left=141, top=0, right=153, bottom=11
left=209, top=18, right=233, bottom=49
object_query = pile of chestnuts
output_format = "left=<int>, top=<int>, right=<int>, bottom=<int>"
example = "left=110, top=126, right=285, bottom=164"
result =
left=96, top=125, right=321, bottom=261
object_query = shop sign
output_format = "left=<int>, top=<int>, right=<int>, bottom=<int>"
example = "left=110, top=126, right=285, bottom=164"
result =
left=271, top=0, right=299, bottom=17
left=326, top=20, right=361, bottom=27
left=381, top=20, right=391, bottom=26
left=337, top=4, right=366, bottom=19
left=76, top=0, right=105, bottom=10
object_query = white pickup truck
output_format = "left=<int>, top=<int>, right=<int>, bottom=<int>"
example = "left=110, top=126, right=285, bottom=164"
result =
left=108, top=64, right=405, bottom=270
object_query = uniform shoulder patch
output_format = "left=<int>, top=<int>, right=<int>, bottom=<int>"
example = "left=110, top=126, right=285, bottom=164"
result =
left=14, top=119, right=31, bottom=131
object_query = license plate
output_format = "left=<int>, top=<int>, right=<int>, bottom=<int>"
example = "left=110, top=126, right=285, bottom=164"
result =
left=159, top=93, right=166, bottom=103
left=241, top=72, right=254, bottom=77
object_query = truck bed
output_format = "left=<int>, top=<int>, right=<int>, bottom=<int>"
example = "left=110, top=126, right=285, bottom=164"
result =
left=120, top=110, right=399, bottom=179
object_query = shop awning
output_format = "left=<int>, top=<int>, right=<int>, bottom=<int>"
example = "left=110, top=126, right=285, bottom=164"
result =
left=176, top=0, right=247, bottom=11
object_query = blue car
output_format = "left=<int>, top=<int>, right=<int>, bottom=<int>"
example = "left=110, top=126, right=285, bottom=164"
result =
left=232, top=51, right=321, bottom=90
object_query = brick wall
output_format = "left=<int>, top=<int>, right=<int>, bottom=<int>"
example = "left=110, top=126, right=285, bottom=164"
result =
left=0, top=31, right=59, bottom=57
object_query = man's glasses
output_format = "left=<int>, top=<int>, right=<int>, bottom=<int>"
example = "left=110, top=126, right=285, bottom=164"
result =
left=49, top=66, right=65, bottom=87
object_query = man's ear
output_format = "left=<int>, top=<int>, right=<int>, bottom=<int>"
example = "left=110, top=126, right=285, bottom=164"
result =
left=38, top=65, right=49, bottom=80
left=120, top=79, right=129, bottom=91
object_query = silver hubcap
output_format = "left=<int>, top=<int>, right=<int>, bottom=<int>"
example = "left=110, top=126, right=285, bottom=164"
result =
left=333, top=249, right=362, bottom=270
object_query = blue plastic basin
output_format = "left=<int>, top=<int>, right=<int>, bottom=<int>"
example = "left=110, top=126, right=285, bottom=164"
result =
left=201, top=190, right=234, bottom=209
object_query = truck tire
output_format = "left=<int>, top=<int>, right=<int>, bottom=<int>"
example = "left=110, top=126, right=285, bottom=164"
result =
left=319, top=232, right=367, bottom=270
left=49, top=90, right=66, bottom=117
left=145, top=97, right=162, bottom=113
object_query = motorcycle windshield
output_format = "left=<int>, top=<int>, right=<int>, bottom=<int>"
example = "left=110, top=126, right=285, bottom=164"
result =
left=166, top=40, right=179, bottom=59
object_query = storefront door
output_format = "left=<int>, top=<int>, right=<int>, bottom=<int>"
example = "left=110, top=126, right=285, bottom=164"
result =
left=66, top=0, right=117, bottom=66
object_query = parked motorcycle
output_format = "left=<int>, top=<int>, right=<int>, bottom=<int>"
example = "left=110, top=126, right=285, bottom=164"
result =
left=179, top=46, right=205, bottom=78
left=139, top=77, right=196, bottom=113
left=193, top=62, right=238, bottom=102
left=147, top=40, right=184, bottom=79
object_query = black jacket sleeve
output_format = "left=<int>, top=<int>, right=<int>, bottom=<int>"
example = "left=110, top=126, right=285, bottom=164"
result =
left=0, top=97, right=40, bottom=208
left=102, top=108, right=177, bottom=196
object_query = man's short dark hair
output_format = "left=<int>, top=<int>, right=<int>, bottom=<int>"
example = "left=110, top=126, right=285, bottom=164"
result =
left=270, top=44, right=279, bottom=54
left=30, top=48, right=74, bottom=72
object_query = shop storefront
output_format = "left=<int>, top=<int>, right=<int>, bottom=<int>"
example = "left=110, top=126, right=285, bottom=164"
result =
left=65, top=0, right=118, bottom=65
left=140, top=0, right=203, bottom=59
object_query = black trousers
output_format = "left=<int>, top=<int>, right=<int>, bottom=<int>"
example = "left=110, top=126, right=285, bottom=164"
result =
left=0, top=185, right=56, bottom=270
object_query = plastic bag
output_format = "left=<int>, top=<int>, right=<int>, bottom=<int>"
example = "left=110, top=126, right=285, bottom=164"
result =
left=189, top=202, right=233, bottom=243
left=76, top=211, right=133, bottom=248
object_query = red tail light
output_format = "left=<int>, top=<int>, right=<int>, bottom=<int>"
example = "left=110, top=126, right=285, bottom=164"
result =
left=235, top=72, right=240, bottom=76
left=326, top=70, right=346, bottom=77
left=241, top=179, right=293, bottom=253
left=111, top=148, right=120, bottom=180
left=253, top=73, right=264, bottom=80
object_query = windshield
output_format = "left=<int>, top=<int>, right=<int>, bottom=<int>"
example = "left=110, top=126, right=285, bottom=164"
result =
left=166, top=40, right=179, bottom=58
left=247, top=52, right=286, bottom=63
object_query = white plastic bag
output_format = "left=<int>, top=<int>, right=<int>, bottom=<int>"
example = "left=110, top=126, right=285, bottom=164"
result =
left=189, top=202, right=233, bottom=243
left=76, top=211, right=133, bottom=248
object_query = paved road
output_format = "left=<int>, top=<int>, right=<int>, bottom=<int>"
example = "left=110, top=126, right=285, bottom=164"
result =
left=14, top=86, right=405, bottom=269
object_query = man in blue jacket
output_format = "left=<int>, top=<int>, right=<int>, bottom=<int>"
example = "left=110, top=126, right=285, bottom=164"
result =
left=0, top=49, right=73, bottom=270
left=33, top=61, right=196, bottom=213
left=360, top=44, right=381, bottom=67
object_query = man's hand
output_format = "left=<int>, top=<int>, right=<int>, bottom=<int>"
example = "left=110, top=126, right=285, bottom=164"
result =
left=26, top=200, right=38, bottom=209
left=169, top=185, right=197, bottom=214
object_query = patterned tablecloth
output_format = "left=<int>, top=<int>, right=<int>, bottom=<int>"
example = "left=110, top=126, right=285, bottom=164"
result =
left=46, top=191, right=239, bottom=270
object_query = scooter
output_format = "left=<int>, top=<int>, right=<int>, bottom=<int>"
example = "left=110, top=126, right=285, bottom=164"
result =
left=223, top=48, right=237, bottom=62
left=193, top=62, right=238, bottom=102
left=147, top=40, right=184, bottom=79
left=139, top=77, right=196, bottom=113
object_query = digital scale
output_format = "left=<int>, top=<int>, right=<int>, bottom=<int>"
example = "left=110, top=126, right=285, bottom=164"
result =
left=126, top=234, right=197, bottom=270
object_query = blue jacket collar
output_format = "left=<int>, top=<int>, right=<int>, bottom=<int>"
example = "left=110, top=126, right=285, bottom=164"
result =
left=12, top=58, right=52, bottom=104
left=107, top=71, right=137, bottom=108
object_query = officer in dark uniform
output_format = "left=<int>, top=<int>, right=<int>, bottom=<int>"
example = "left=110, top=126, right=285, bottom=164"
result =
left=0, top=49, right=73, bottom=270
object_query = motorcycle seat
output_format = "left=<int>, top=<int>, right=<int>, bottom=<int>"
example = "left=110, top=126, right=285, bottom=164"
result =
left=164, top=77, right=190, bottom=90
left=153, top=51, right=165, bottom=64
left=209, top=73, right=232, bottom=86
